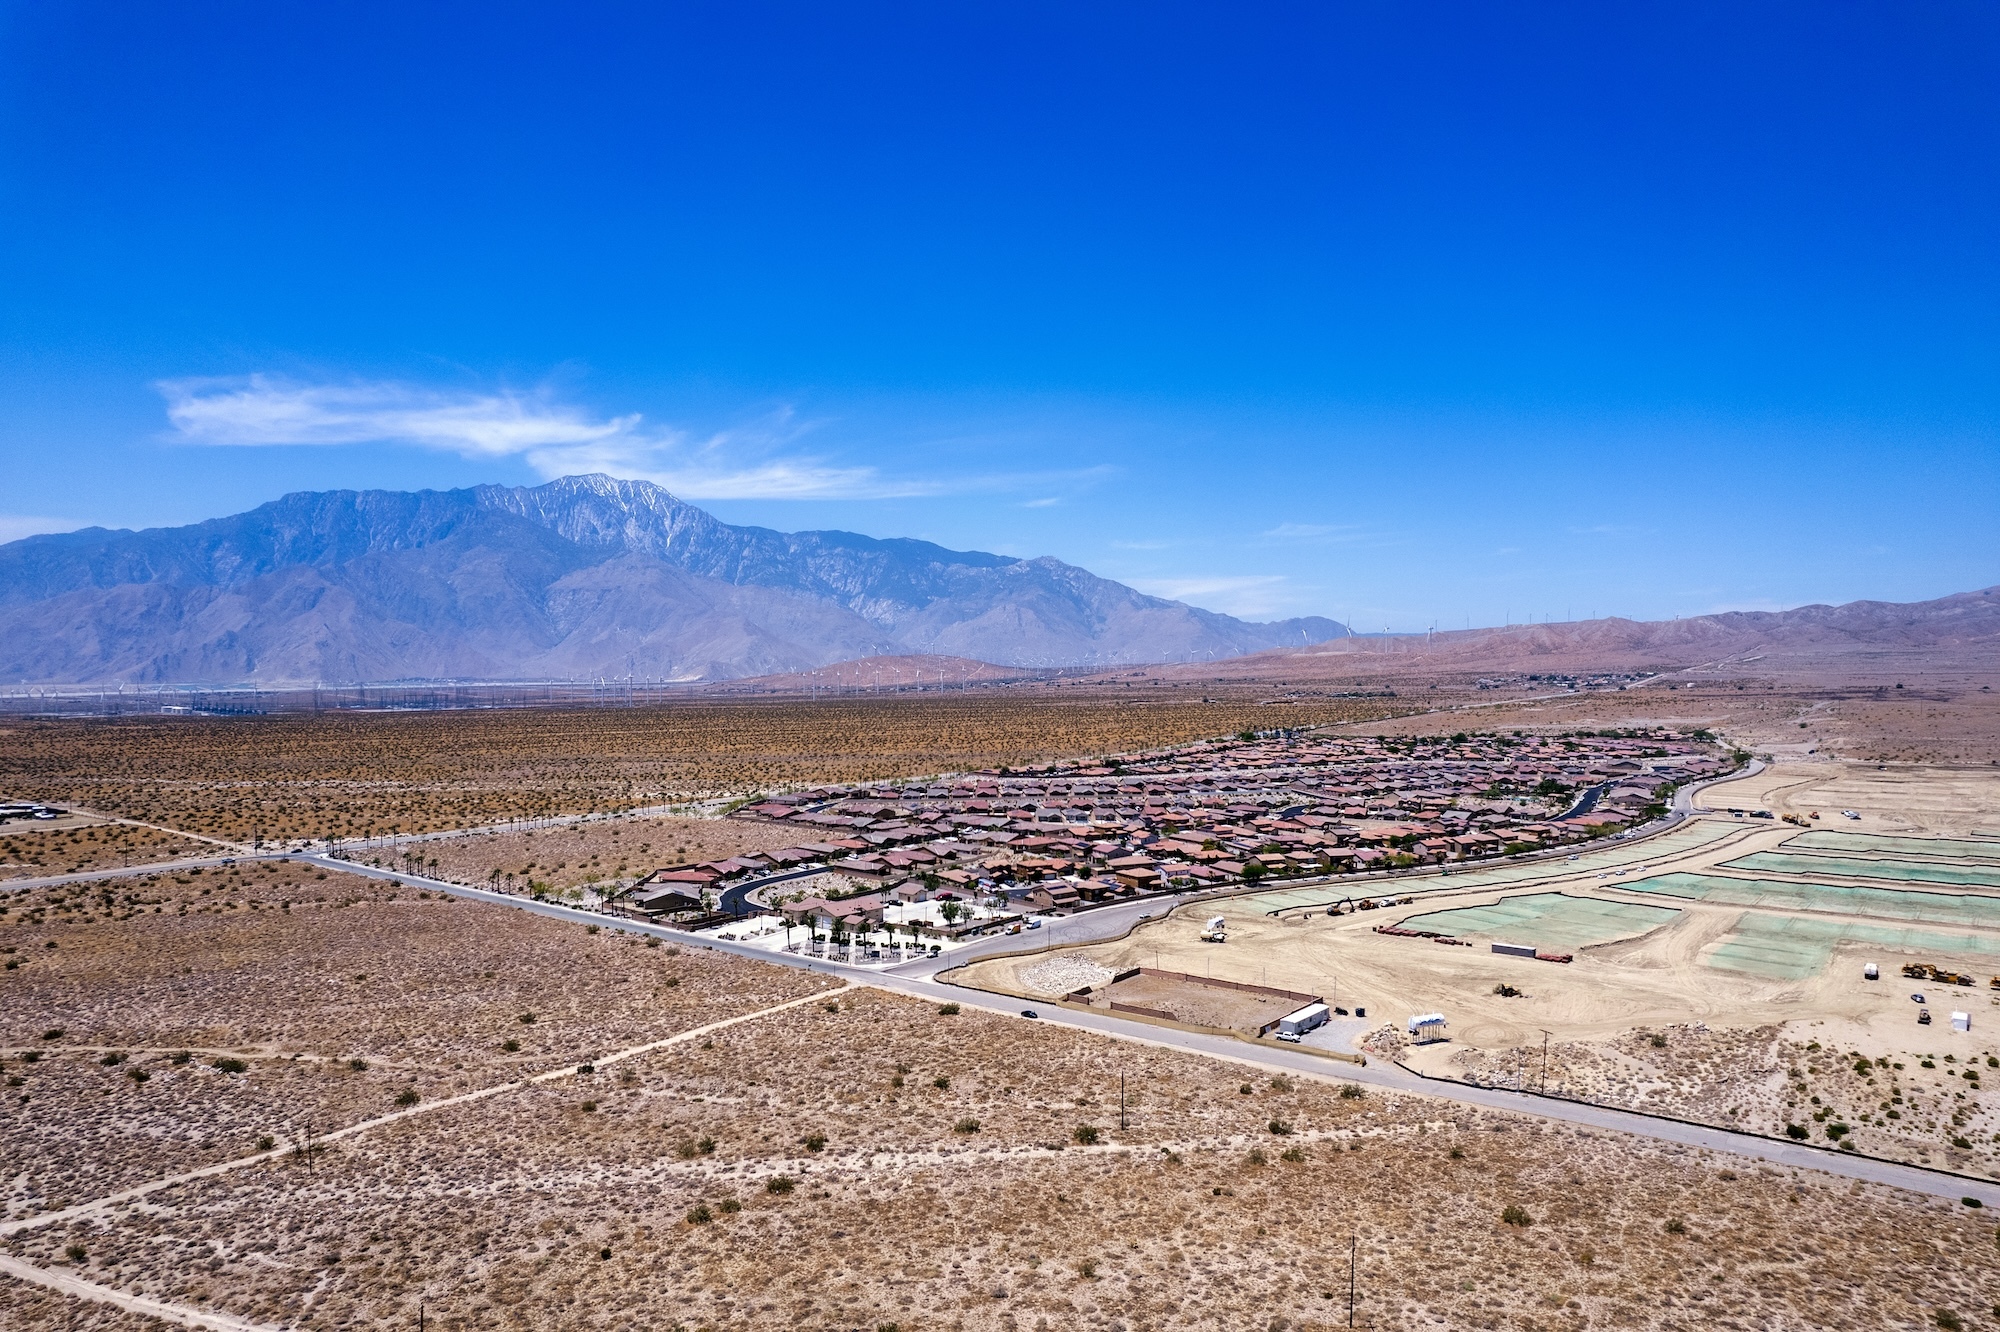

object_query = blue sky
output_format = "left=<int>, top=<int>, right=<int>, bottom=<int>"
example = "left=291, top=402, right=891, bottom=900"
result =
left=1, top=2, right=1994, bottom=628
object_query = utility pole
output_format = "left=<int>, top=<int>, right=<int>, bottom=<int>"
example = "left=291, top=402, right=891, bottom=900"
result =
left=1119, top=1073, right=1126, bottom=1131
left=1540, top=1029, right=1552, bottom=1093
left=1348, top=1234, right=1358, bottom=1327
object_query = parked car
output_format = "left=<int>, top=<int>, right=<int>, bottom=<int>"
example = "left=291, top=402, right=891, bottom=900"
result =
left=1020, top=1010, right=1039, bottom=1019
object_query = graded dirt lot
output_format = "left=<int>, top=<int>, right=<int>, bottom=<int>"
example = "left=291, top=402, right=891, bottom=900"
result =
left=957, top=819, right=1794, bottom=1044
left=8, top=983, right=2000, bottom=1332
left=0, top=691, right=1420, bottom=843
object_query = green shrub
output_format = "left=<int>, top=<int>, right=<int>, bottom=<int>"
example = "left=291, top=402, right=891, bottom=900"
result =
left=937, top=1002, right=960, bottom=1016
left=954, top=1117, right=981, bottom=1134
left=1339, top=1084, right=1364, bottom=1100
left=394, top=1088, right=420, bottom=1106
left=1073, top=1124, right=1101, bottom=1145
left=1501, top=1205, right=1532, bottom=1227
left=213, top=1057, right=248, bottom=1074
left=766, top=1176, right=796, bottom=1194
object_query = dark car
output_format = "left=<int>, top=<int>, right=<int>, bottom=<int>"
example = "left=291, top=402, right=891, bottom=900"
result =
left=1021, top=1010, right=1039, bottom=1019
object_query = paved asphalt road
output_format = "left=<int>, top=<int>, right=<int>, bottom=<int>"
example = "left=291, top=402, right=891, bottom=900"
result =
left=306, top=846, right=2000, bottom=1210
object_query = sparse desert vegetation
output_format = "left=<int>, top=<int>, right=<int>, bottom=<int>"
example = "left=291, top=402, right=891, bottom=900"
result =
left=0, top=821, right=213, bottom=880
left=1454, top=1023, right=2000, bottom=1180
left=7, top=985, right=2000, bottom=1330
left=0, top=861, right=834, bottom=1220
left=416, top=813, right=800, bottom=894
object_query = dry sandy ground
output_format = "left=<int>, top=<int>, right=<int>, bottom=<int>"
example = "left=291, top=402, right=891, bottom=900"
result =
left=1446, top=1020, right=2000, bottom=1178
left=0, top=1273, right=176, bottom=1330
left=0, top=821, right=215, bottom=880
left=412, top=814, right=802, bottom=894
left=10, top=985, right=2000, bottom=1332
left=0, top=861, right=834, bottom=1223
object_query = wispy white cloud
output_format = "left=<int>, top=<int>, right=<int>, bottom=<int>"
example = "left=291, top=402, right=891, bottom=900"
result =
left=0, top=515, right=85, bottom=544
left=1262, top=521, right=1360, bottom=541
left=1131, top=573, right=1289, bottom=618
left=155, top=376, right=931, bottom=501
left=1022, top=496, right=1061, bottom=508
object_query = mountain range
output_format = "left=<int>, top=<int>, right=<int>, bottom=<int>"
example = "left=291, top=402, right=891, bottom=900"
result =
left=1158, top=585, right=2000, bottom=681
left=0, top=475, right=1345, bottom=684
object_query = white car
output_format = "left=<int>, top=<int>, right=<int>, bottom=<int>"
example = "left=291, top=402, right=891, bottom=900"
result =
left=1275, top=1031, right=1301, bottom=1043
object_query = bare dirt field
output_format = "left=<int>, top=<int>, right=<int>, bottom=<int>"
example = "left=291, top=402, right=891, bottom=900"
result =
left=8, top=983, right=1999, bottom=1332
left=0, top=861, right=835, bottom=1222
left=0, top=691, right=1420, bottom=843
left=1088, top=969, right=1309, bottom=1033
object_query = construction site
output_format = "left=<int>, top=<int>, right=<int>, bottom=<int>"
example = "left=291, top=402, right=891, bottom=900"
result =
left=955, top=755, right=2000, bottom=1173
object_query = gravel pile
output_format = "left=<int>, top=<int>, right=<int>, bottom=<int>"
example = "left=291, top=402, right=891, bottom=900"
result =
left=1018, top=957, right=1116, bottom=996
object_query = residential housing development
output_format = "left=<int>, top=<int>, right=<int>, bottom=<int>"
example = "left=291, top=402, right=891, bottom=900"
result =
left=630, top=728, right=1730, bottom=928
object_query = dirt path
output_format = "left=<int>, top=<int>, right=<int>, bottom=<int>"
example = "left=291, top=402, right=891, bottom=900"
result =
left=0, top=985, right=849, bottom=1325
left=0, top=1252, right=281, bottom=1330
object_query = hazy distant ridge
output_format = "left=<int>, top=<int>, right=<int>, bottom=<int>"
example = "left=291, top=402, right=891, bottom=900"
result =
left=0, top=474, right=1345, bottom=684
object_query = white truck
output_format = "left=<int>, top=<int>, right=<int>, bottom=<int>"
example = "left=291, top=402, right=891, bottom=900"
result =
left=1200, top=915, right=1227, bottom=943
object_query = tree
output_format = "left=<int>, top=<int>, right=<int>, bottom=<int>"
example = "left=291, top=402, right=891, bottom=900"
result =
left=939, top=900, right=964, bottom=926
